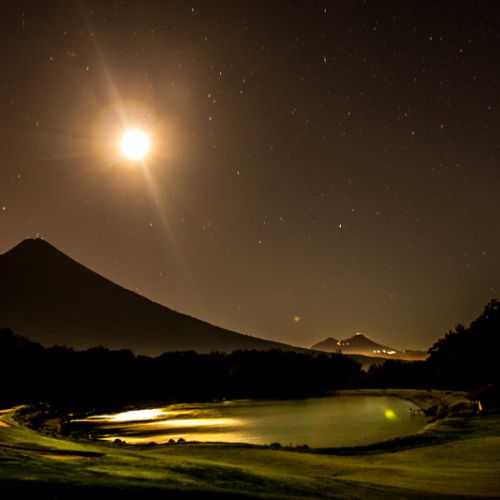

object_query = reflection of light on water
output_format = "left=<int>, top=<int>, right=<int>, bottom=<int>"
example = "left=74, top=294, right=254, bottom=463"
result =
left=97, top=416, right=242, bottom=445
left=384, top=409, right=397, bottom=420
left=81, top=408, right=166, bottom=423
left=155, top=417, right=238, bottom=428
left=74, top=406, right=231, bottom=426
left=109, top=409, right=165, bottom=422
left=125, top=416, right=241, bottom=434
left=73, top=397, right=425, bottom=447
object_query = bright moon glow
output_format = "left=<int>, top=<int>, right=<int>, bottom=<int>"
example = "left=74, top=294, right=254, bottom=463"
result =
left=120, top=129, right=150, bottom=161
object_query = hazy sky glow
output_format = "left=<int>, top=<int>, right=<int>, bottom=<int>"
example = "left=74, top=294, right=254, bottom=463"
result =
left=0, top=1, right=499, bottom=350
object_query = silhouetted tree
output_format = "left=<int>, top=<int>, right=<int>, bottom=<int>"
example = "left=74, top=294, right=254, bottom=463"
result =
left=426, top=299, right=500, bottom=389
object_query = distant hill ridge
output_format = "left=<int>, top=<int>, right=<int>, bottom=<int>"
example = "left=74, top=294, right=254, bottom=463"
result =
left=311, top=333, right=427, bottom=360
left=0, top=238, right=300, bottom=355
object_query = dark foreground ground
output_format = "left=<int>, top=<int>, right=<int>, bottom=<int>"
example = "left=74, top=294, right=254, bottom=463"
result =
left=0, top=391, right=499, bottom=499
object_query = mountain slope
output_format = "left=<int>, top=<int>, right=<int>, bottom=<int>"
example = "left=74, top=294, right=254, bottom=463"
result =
left=310, top=337, right=339, bottom=352
left=0, top=238, right=298, bottom=355
left=311, top=333, right=427, bottom=360
left=339, top=333, right=396, bottom=354
left=311, top=333, right=395, bottom=356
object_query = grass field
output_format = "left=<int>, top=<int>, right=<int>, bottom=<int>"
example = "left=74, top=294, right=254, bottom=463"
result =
left=0, top=391, right=499, bottom=498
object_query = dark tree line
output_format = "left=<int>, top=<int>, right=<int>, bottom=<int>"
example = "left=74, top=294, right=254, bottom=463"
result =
left=426, top=299, right=499, bottom=389
left=0, top=329, right=361, bottom=410
left=1, top=299, right=498, bottom=411
left=366, top=299, right=500, bottom=392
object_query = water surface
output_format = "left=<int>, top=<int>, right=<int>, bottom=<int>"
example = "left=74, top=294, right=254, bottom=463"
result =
left=74, top=396, right=426, bottom=448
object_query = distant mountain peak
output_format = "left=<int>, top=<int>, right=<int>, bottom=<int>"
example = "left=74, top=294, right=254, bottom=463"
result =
left=2, top=238, right=80, bottom=274
left=322, top=336, right=339, bottom=343
left=15, top=237, right=49, bottom=247
left=311, top=337, right=340, bottom=351
left=351, top=332, right=371, bottom=340
left=312, top=333, right=396, bottom=356
left=311, top=332, right=428, bottom=360
left=5, top=237, right=57, bottom=255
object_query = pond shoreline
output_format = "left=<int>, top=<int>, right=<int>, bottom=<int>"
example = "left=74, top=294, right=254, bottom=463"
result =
left=335, top=389, right=470, bottom=417
left=12, top=388, right=470, bottom=452
left=69, top=394, right=429, bottom=448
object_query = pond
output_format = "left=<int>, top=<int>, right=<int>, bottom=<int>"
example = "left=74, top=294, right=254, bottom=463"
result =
left=71, top=396, right=427, bottom=448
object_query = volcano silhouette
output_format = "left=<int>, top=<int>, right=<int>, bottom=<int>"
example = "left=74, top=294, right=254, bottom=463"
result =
left=0, top=238, right=296, bottom=355
left=311, top=333, right=397, bottom=355
left=311, top=333, right=427, bottom=360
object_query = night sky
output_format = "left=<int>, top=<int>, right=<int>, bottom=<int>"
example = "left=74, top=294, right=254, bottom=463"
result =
left=1, top=1, right=499, bottom=350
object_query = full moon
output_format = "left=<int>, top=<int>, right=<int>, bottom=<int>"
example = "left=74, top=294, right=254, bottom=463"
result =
left=119, top=129, right=150, bottom=161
